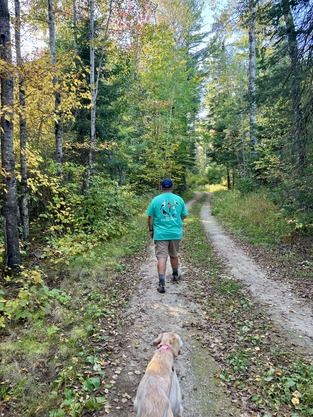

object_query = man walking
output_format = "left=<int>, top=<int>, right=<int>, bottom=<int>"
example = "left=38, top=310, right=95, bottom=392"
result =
left=147, top=178, right=188, bottom=293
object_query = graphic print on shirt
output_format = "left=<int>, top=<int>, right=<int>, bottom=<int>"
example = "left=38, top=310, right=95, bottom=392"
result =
left=160, top=199, right=179, bottom=219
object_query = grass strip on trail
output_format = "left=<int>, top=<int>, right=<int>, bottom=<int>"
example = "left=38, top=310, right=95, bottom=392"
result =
left=181, top=195, right=313, bottom=417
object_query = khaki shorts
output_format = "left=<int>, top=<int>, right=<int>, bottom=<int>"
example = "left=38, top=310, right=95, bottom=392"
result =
left=154, top=240, right=181, bottom=259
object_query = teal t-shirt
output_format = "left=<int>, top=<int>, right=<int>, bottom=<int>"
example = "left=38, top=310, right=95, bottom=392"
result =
left=146, top=192, right=188, bottom=241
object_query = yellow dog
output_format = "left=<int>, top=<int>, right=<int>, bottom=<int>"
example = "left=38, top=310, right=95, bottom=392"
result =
left=134, top=332, right=183, bottom=417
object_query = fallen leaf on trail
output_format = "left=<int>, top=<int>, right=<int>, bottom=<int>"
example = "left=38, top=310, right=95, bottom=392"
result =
left=291, top=397, right=300, bottom=405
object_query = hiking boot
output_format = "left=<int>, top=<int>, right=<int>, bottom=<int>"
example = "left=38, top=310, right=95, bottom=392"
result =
left=157, top=284, right=165, bottom=293
left=172, top=273, right=181, bottom=282
left=172, top=274, right=181, bottom=282
left=157, top=278, right=166, bottom=293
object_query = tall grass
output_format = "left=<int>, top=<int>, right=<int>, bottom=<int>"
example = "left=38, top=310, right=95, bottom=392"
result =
left=211, top=190, right=292, bottom=245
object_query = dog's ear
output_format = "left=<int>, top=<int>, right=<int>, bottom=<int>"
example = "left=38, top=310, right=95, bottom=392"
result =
left=170, top=334, right=182, bottom=357
left=177, top=335, right=183, bottom=355
left=153, top=333, right=163, bottom=346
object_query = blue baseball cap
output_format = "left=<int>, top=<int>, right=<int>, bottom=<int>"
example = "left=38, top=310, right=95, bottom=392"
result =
left=161, top=178, right=173, bottom=189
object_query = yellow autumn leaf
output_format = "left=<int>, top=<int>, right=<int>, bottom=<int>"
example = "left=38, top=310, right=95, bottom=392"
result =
left=31, top=270, right=43, bottom=283
left=291, top=397, right=300, bottom=405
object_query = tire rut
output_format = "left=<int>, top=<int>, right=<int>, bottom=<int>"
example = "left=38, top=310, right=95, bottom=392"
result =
left=200, top=192, right=313, bottom=354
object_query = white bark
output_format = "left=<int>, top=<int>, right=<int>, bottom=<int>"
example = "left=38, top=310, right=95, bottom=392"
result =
left=0, top=0, right=21, bottom=268
left=14, top=0, right=30, bottom=243
left=281, top=0, right=307, bottom=170
left=248, top=0, right=257, bottom=150
left=48, top=0, right=63, bottom=164
left=86, top=0, right=113, bottom=190
left=86, top=0, right=96, bottom=190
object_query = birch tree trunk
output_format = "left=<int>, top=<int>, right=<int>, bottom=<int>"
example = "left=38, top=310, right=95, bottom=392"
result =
left=0, top=0, right=21, bottom=268
left=14, top=0, right=30, bottom=243
left=86, top=0, right=96, bottom=190
left=86, top=0, right=113, bottom=190
left=281, top=0, right=307, bottom=170
left=248, top=0, right=257, bottom=151
left=48, top=0, right=63, bottom=164
left=73, top=0, right=78, bottom=56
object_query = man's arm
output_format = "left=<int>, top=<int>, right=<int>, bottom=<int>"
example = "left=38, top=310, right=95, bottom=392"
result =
left=148, top=216, right=154, bottom=236
left=181, top=200, right=188, bottom=219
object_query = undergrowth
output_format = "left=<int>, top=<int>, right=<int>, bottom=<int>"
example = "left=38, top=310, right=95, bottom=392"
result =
left=211, top=190, right=292, bottom=245
left=181, top=194, right=313, bottom=417
left=0, top=209, right=148, bottom=417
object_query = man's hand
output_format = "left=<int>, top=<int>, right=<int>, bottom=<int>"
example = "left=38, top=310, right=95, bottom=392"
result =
left=150, top=230, right=154, bottom=239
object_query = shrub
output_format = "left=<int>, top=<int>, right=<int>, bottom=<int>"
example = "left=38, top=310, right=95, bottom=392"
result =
left=0, top=269, right=71, bottom=328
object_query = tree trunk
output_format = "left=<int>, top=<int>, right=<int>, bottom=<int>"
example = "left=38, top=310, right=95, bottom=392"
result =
left=73, top=0, right=78, bottom=56
left=281, top=0, right=307, bottom=170
left=226, top=166, right=231, bottom=190
left=0, top=0, right=21, bottom=268
left=48, top=0, right=63, bottom=164
left=86, top=0, right=96, bottom=190
left=248, top=0, right=257, bottom=151
left=14, top=0, right=30, bottom=243
left=86, top=0, right=113, bottom=190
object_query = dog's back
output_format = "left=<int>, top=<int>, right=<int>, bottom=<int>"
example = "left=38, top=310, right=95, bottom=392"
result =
left=134, top=332, right=183, bottom=417
left=135, top=387, right=174, bottom=417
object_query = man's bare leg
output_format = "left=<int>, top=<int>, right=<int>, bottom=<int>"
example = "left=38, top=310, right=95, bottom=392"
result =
left=157, top=257, right=167, bottom=275
left=157, top=257, right=167, bottom=293
left=170, top=256, right=180, bottom=281
left=170, top=256, right=178, bottom=270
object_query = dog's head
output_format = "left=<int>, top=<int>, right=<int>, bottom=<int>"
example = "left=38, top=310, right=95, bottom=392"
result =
left=153, top=332, right=183, bottom=357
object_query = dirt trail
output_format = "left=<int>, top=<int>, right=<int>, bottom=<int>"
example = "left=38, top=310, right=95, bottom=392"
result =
left=200, top=192, right=313, bottom=352
left=102, top=251, right=241, bottom=417
left=100, top=192, right=313, bottom=417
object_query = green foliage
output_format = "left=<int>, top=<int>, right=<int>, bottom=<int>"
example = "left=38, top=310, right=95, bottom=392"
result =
left=81, top=177, right=138, bottom=237
left=235, top=177, right=260, bottom=194
left=215, top=278, right=242, bottom=296
left=49, top=357, right=107, bottom=417
left=253, top=360, right=313, bottom=414
left=202, top=1, right=312, bottom=236
left=0, top=269, right=71, bottom=328
left=268, top=175, right=313, bottom=237
left=38, top=173, right=144, bottom=264
left=0, top=203, right=148, bottom=416
left=206, top=164, right=226, bottom=185
left=185, top=172, right=208, bottom=189
left=212, top=177, right=313, bottom=239
left=118, top=16, right=202, bottom=191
